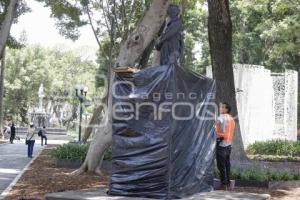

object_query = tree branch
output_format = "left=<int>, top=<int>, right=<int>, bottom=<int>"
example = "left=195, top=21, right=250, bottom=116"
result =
left=0, top=0, right=18, bottom=59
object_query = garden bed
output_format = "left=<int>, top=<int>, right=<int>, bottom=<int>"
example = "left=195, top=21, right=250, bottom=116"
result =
left=55, top=159, right=112, bottom=172
left=214, top=178, right=300, bottom=190
left=50, top=143, right=112, bottom=171
left=248, top=154, right=300, bottom=162
left=55, top=159, right=83, bottom=169
left=246, top=140, right=300, bottom=157
left=4, top=146, right=109, bottom=200
left=235, top=179, right=300, bottom=189
left=3, top=146, right=300, bottom=200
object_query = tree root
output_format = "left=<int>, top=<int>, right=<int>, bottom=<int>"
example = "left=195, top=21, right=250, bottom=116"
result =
left=71, top=166, right=86, bottom=176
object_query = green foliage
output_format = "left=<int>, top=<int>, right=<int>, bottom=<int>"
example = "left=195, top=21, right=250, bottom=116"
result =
left=36, top=0, right=300, bottom=74
left=215, top=167, right=300, bottom=181
left=181, top=1, right=207, bottom=73
left=36, top=0, right=87, bottom=40
left=49, top=143, right=112, bottom=161
left=193, top=0, right=300, bottom=73
left=0, top=0, right=30, bottom=48
left=103, top=147, right=112, bottom=161
left=4, top=46, right=96, bottom=124
left=49, top=143, right=89, bottom=161
left=231, top=0, right=300, bottom=71
left=95, top=38, right=110, bottom=89
left=249, top=154, right=300, bottom=162
left=39, top=0, right=208, bottom=77
left=246, top=140, right=300, bottom=157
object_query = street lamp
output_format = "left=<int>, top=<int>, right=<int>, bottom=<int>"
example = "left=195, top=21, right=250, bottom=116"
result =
left=75, top=84, right=88, bottom=141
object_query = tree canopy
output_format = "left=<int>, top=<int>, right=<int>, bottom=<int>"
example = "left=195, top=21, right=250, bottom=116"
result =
left=0, top=0, right=30, bottom=48
left=4, top=46, right=96, bottom=124
left=2, top=0, right=297, bottom=125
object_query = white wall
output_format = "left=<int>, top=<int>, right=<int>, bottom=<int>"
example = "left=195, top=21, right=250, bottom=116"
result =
left=206, top=64, right=298, bottom=147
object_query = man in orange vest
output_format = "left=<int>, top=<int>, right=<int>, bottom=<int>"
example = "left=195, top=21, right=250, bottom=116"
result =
left=216, top=102, right=236, bottom=190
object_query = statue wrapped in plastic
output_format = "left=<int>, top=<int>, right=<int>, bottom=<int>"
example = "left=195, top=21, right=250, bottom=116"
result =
left=109, top=4, right=216, bottom=199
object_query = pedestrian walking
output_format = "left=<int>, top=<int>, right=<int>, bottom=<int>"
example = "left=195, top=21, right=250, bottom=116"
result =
left=10, top=123, right=16, bottom=144
left=39, top=126, right=47, bottom=146
left=26, top=123, right=36, bottom=158
left=4, top=124, right=11, bottom=139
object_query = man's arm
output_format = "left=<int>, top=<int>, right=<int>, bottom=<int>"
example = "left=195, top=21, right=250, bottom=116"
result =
left=25, top=129, right=30, bottom=140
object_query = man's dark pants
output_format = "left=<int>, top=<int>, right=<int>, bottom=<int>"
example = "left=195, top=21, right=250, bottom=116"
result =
left=216, top=145, right=231, bottom=185
left=27, top=140, right=35, bottom=157
left=10, top=134, right=15, bottom=144
left=41, top=135, right=47, bottom=146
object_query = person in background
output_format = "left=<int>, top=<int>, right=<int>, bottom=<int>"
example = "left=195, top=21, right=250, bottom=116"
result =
left=40, top=126, right=47, bottom=146
left=10, top=123, right=16, bottom=144
left=26, top=123, right=36, bottom=158
left=215, top=102, right=236, bottom=190
left=4, top=124, right=11, bottom=139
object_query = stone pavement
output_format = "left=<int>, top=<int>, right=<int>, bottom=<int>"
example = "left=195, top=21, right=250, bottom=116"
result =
left=0, top=141, right=42, bottom=196
left=45, top=188, right=270, bottom=200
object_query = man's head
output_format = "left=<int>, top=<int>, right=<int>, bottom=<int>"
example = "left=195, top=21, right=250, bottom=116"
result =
left=220, top=102, right=231, bottom=114
left=43, top=126, right=46, bottom=129
left=167, top=4, right=180, bottom=18
left=30, top=122, right=34, bottom=128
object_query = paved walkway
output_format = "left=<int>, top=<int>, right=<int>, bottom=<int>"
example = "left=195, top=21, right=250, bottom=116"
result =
left=45, top=188, right=270, bottom=200
left=0, top=141, right=42, bottom=195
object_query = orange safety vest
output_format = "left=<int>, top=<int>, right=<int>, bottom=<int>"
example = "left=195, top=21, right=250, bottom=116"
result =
left=217, top=114, right=236, bottom=143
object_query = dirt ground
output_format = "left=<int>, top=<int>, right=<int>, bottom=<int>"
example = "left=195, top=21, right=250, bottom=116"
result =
left=235, top=187, right=300, bottom=200
left=4, top=146, right=300, bottom=200
left=4, top=146, right=109, bottom=200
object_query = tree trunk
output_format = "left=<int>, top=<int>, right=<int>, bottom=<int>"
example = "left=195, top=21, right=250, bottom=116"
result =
left=73, top=0, right=170, bottom=175
left=81, top=100, right=105, bottom=143
left=0, top=49, right=5, bottom=139
left=207, top=0, right=247, bottom=160
left=0, top=0, right=18, bottom=59
left=0, top=0, right=18, bottom=138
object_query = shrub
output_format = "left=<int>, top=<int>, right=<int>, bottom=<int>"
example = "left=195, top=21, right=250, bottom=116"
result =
left=50, top=143, right=112, bottom=161
left=246, top=140, right=300, bottom=157
left=248, top=154, right=300, bottom=162
left=215, top=167, right=300, bottom=182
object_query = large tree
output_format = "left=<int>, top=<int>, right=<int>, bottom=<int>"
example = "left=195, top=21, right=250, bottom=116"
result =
left=207, top=0, right=247, bottom=160
left=73, top=0, right=170, bottom=174
left=0, top=0, right=19, bottom=138
left=38, top=0, right=208, bottom=143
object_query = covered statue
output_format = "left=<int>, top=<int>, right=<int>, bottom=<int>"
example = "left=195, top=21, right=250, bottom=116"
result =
left=155, top=4, right=183, bottom=65
left=109, top=4, right=216, bottom=199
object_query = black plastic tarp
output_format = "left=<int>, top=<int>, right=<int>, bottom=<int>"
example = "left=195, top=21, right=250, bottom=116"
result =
left=109, top=64, right=216, bottom=199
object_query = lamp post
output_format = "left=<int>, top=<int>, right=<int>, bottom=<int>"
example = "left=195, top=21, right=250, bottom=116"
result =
left=75, top=84, right=88, bottom=142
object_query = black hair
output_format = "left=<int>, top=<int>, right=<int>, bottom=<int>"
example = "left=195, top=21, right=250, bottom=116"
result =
left=43, top=126, right=46, bottom=129
left=222, top=102, right=231, bottom=114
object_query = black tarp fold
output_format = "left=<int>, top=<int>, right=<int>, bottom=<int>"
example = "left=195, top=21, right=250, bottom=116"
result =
left=109, top=64, right=216, bottom=199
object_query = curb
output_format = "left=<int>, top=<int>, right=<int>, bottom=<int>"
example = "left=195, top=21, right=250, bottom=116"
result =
left=0, top=142, right=9, bottom=146
left=0, top=146, right=45, bottom=199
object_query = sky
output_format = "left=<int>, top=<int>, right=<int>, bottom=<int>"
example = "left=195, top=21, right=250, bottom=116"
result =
left=10, top=0, right=203, bottom=61
left=10, top=0, right=98, bottom=60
